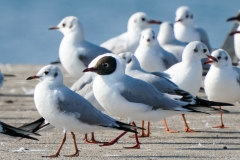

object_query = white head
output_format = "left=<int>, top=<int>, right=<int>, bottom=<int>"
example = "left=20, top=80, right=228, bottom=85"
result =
left=83, top=53, right=126, bottom=80
left=27, top=65, right=63, bottom=86
left=140, top=28, right=158, bottom=46
left=204, top=49, right=232, bottom=68
left=158, top=22, right=175, bottom=44
left=182, top=41, right=217, bottom=62
left=119, top=52, right=141, bottom=71
left=49, top=16, right=84, bottom=39
left=175, top=6, right=194, bottom=26
left=127, top=12, right=161, bottom=32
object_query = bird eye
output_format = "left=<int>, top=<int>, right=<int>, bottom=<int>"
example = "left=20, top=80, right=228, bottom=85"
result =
left=186, top=14, right=189, bottom=18
left=225, top=57, right=228, bottom=61
left=62, top=23, right=66, bottom=27
left=194, top=49, right=198, bottom=52
left=217, top=56, right=221, bottom=60
left=203, top=49, right=207, bottom=53
left=142, top=18, right=145, bottom=21
left=103, top=63, right=109, bottom=68
left=152, top=36, right=155, bottom=39
left=44, top=71, right=49, bottom=75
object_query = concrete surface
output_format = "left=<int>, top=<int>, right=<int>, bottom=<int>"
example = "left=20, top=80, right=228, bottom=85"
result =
left=0, top=64, right=240, bottom=160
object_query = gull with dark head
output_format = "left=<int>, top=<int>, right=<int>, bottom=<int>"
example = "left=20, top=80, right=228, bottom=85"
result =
left=100, top=12, right=161, bottom=54
left=84, top=53, right=231, bottom=148
left=205, top=49, right=240, bottom=128
left=49, top=16, right=111, bottom=77
left=27, top=65, right=141, bottom=157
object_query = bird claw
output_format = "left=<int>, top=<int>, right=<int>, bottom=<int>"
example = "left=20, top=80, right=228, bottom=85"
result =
left=185, top=127, right=196, bottom=132
left=84, top=138, right=106, bottom=144
left=165, top=130, right=179, bottom=133
left=63, top=151, right=79, bottom=157
left=212, top=125, right=228, bottom=128
left=123, top=143, right=140, bottom=149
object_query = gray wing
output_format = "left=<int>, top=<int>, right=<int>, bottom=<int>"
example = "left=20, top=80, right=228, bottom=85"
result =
left=195, top=27, right=212, bottom=52
left=150, top=71, right=171, bottom=79
left=118, top=75, right=187, bottom=110
left=58, top=87, right=117, bottom=126
left=71, top=72, right=95, bottom=92
left=78, top=41, right=111, bottom=67
left=221, top=23, right=239, bottom=62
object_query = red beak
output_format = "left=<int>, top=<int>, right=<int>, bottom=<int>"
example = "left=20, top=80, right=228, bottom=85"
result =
left=83, top=68, right=98, bottom=72
left=148, top=20, right=162, bottom=24
left=206, top=55, right=218, bottom=62
left=48, top=26, right=59, bottom=30
left=204, top=60, right=214, bottom=65
left=26, top=75, right=40, bottom=80
left=229, top=31, right=240, bottom=36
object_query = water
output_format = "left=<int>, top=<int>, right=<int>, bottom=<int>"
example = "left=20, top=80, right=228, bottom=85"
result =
left=0, top=0, right=239, bottom=64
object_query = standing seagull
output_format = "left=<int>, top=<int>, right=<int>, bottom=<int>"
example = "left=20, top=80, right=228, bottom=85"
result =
left=164, top=41, right=217, bottom=132
left=100, top=12, right=161, bottom=54
left=204, top=49, right=240, bottom=128
left=135, top=28, right=178, bottom=72
left=83, top=54, right=230, bottom=148
left=174, top=6, right=211, bottom=52
left=0, top=120, right=40, bottom=140
left=49, top=16, right=111, bottom=78
left=27, top=65, right=141, bottom=157
left=227, top=13, right=240, bottom=62
left=157, top=22, right=188, bottom=61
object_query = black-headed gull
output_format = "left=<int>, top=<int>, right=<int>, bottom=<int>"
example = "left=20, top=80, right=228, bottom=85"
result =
left=135, top=28, right=178, bottom=72
left=83, top=53, right=230, bottom=148
left=174, top=6, right=211, bottom=52
left=100, top=12, right=161, bottom=54
left=204, top=49, right=240, bottom=128
left=27, top=65, right=141, bottom=157
left=49, top=16, right=111, bottom=78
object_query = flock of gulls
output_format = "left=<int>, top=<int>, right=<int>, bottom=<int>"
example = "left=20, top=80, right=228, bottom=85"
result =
left=1, top=6, right=240, bottom=158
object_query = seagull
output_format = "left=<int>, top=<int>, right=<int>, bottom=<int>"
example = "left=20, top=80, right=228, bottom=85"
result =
left=164, top=41, right=217, bottom=132
left=204, top=49, right=240, bottom=128
left=83, top=53, right=231, bottom=148
left=27, top=65, right=141, bottom=157
left=157, top=22, right=188, bottom=61
left=49, top=16, right=111, bottom=78
left=0, top=120, right=39, bottom=140
left=174, top=6, right=211, bottom=52
left=135, top=28, right=178, bottom=72
left=227, top=13, right=240, bottom=62
left=100, top=12, right=161, bottom=54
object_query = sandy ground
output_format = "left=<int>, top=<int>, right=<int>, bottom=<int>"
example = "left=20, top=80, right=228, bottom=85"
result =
left=0, top=64, right=240, bottom=160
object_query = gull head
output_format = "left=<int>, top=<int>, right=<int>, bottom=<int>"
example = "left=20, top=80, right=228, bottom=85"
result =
left=119, top=52, right=141, bottom=71
left=49, top=16, right=84, bottom=37
left=83, top=54, right=126, bottom=79
left=140, top=28, right=158, bottom=46
left=182, top=41, right=217, bottom=62
left=204, top=49, right=232, bottom=67
left=27, top=65, right=63, bottom=85
left=175, top=6, right=194, bottom=25
left=128, top=12, right=161, bottom=32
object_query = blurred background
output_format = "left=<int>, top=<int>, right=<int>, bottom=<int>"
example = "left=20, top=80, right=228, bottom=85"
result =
left=0, top=0, right=239, bottom=64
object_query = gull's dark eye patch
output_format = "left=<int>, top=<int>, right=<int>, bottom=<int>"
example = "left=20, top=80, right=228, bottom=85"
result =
left=225, top=56, right=228, bottom=61
left=152, top=36, right=155, bottom=39
left=194, top=48, right=198, bottom=52
left=142, top=18, right=145, bottom=21
left=62, top=23, right=66, bottom=27
left=217, top=56, right=221, bottom=60
left=203, top=49, right=207, bottom=53
left=54, top=72, right=58, bottom=77
left=186, top=14, right=189, bottom=18
left=44, top=71, right=49, bottom=75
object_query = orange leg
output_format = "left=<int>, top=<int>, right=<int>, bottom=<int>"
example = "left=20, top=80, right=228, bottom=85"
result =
left=129, top=121, right=150, bottom=138
left=100, top=131, right=127, bottom=147
left=182, top=114, right=196, bottom=132
left=64, top=132, right=79, bottom=157
left=83, top=132, right=106, bottom=144
left=42, top=132, right=66, bottom=158
left=163, top=118, right=178, bottom=133
left=212, top=106, right=228, bottom=128
left=124, top=122, right=140, bottom=149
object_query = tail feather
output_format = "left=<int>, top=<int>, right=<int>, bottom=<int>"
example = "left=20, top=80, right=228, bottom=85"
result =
left=19, top=117, right=45, bottom=132
left=1, top=122, right=39, bottom=141
left=195, top=97, right=234, bottom=107
left=104, top=121, right=145, bottom=133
